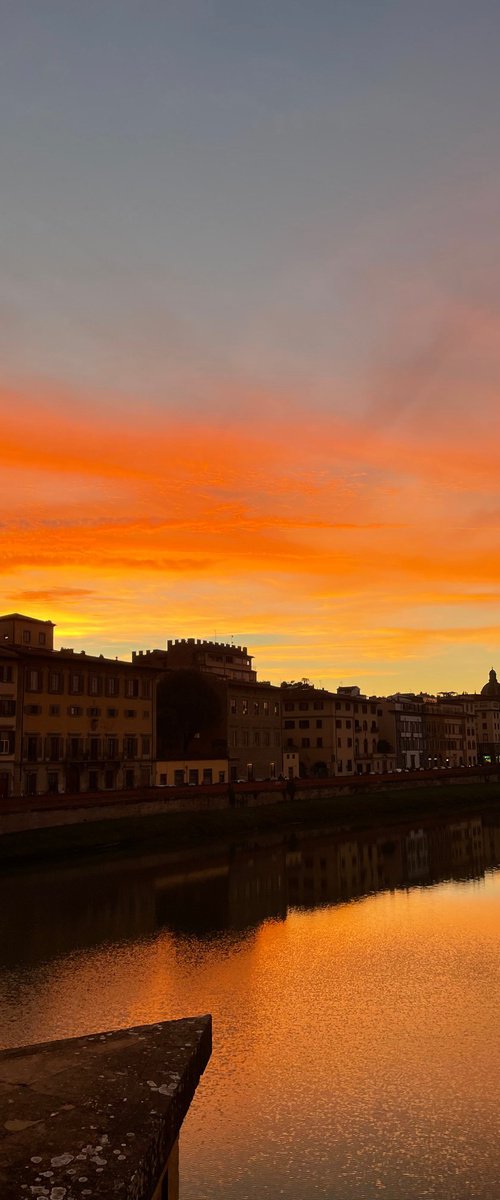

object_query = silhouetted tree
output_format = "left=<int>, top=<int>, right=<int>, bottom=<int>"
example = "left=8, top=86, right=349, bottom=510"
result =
left=156, top=670, right=222, bottom=756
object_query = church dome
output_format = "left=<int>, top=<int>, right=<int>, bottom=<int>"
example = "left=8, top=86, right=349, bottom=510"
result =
left=480, top=668, right=500, bottom=697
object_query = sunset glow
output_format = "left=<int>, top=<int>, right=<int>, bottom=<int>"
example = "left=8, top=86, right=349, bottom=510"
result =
left=2, top=3, right=500, bottom=692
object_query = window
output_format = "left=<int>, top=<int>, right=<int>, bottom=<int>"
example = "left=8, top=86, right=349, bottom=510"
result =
left=299, top=719, right=310, bottom=729
left=301, top=737, right=310, bottom=748
left=230, top=698, right=237, bottom=715
left=89, top=737, right=100, bottom=760
left=124, top=736, right=137, bottom=758
left=70, top=674, right=83, bottom=695
left=124, top=709, right=137, bottom=718
left=253, top=700, right=260, bottom=715
left=346, top=719, right=352, bottom=729
left=107, top=707, right=118, bottom=718
left=125, top=768, right=135, bottom=789
left=23, top=630, right=31, bottom=644
left=0, top=698, right=15, bottom=716
left=299, top=702, right=309, bottom=711
left=49, top=704, right=60, bottom=716
left=142, top=679, right=151, bottom=699
left=203, top=768, right=213, bottom=785
left=89, top=675, right=100, bottom=696
left=141, top=735, right=150, bottom=756
left=107, top=737, right=118, bottom=758
left=0, top=735, right=13, bottom=755
left=316, top=719, right=323, bottom=729
left=336, top=719, right=341, bottom=728
left=313, top=701, right=324, bottom=710
left=242, top=699, right=248, bottom=715
left=189, top=769, right=199, bottom=785
left=107, top=677, right=119, bottom=697
left=0, top=665, right=13, bottom=682
left=231, top=729, right=238, bottom=747
left=48, top=736, right=61, bottom=762
left=242, top=729, right=249, bottom=747
left=49, top=672, right=62, bottom=693
left=284, top=719, right=295, bottom=729
left=317, top=737, right=323, bottom=748
left=263, top=700, right=269, bottom=716
left=104, top=769, right=115, bottom=789
left=126, top=678, right=140, bottom=698
left=24, top=704, right=41, bottom=715
left=253, top=730, right=260, bottom=746
left=274, top=702, right=280, bottom=716
left=284, top=702, right=294, bottom=712
left=174, top=769, right=185, bottom=786
left=68, top=705, right=82, bottom=717
left=27, top=669, right=42, bottom=692
left=38, top=632, right=46, bottom=645
left=263, top=730, right=270, bottom=746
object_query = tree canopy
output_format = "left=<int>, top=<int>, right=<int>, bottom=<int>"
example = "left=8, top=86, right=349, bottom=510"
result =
left=156, top=670, right=222, bottom=756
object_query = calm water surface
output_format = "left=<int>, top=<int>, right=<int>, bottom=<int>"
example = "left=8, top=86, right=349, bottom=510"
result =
left=1, top=810, right=499, bottom=1199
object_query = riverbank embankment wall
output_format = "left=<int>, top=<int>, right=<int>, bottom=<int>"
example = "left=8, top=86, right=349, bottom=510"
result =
left=1, top=766, right=499, bottom=836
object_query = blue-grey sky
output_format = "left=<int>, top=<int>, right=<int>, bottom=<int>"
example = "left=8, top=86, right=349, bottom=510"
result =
left=2, top=0, right=500, bottom=401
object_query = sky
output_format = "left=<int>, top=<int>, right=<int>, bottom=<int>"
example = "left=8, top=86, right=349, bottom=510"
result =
left=2, top=0, right=500, bottom=694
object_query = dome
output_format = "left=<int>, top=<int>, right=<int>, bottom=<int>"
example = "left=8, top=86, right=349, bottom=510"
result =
left=480, top=668, right=500, bottom=697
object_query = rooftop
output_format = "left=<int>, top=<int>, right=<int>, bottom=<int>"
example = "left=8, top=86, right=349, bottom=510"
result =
left=0, top=613, right=55, bottom=625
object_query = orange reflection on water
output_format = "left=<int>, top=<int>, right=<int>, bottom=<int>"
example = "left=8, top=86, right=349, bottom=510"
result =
left=1, top=841, right=499, bottom=1198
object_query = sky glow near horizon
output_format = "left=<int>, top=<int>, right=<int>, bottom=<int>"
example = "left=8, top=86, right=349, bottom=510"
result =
left=2, top=1, right=500, bottom=693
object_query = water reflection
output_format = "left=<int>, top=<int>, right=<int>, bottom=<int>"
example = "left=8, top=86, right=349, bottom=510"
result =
left=1, top=808, right=499, bottom=1200
left=1, top=811, right=499, bottom=970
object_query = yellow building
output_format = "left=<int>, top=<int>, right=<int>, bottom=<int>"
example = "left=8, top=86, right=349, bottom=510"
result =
left=155, top=758, right=228, bottom=787
left=0, top=613, right=158, bottom=798
left=0, top=648, right=17, bottom=799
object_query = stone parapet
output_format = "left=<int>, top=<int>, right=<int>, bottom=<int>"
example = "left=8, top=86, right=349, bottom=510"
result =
left=0, top=1016, right=212, bottom=1199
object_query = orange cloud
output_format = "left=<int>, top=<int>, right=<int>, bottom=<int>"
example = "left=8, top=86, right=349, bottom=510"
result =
left=1, top=376, right=500, bottom=693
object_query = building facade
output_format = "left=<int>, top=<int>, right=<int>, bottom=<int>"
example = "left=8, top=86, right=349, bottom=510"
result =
left=133, top=639, right=256, bottom=683
left=0, top=649, right=18, bottom=800
left=378, top=697, right=424, bottom=771
left=280, top=683, right=335, bottom=776
left=0, top=614, right=158, bottom=798
left=280, top=683, right=396, bottom=777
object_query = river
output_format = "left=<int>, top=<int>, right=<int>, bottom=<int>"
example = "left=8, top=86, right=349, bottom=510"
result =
left=1, top=806, right=499, bottom=1199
